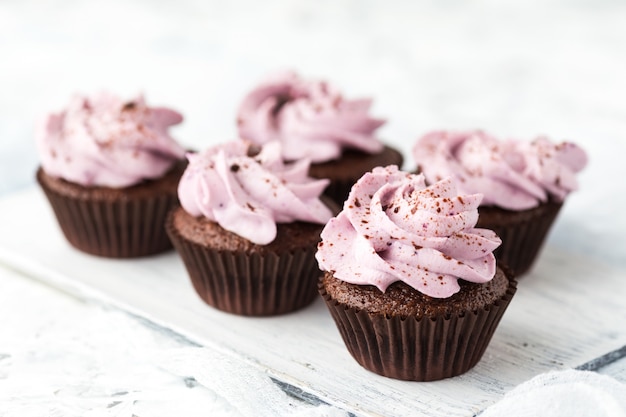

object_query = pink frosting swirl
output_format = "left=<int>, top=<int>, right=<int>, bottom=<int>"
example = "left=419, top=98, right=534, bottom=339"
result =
left=236, top=71, right=385, bottom=163
left=413, top=130, right=588, bottom=210
left=36, top=92, right=185, bottom=188
left=178, top=141, right=334, bottom=245
left=315, top=166, right=501, bottom=298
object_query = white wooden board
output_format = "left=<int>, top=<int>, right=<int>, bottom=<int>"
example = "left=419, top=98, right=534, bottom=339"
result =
left=1, top=188, right=625, bottom=417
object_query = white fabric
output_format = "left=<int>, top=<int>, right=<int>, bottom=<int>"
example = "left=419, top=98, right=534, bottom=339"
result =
left=482, top=370, right=626, bottom=417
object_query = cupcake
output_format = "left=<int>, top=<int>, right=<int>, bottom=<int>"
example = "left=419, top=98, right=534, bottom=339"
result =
left=413, top=130, right=587, bottom=276
left=166, top=140, right=334, bottom=316
left=236, top=71, right=403, bottom=205
left=316, top=166, right=517, bottom=381
left=36, top=92, right=186, bottom=258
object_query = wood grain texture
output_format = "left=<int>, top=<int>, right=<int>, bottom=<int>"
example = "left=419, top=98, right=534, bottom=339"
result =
left=599, top=356, right=626, bottom=384
left=1, top=188, right=626, bottom=417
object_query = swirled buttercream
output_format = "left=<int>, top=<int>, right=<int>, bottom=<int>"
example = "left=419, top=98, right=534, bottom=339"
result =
left=236, top=71, right=384, bottom=163
left=36, top=92, right=185, bottom=188
left=413, top=130, right=587, bottom=210
left=315, top=166, right=501, bottom=298
left=178, top=141, right=333, bottom=245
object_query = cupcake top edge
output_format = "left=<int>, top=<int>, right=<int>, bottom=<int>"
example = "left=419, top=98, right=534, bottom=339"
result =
left=412, top=130, right=588, bottom=211
left=178, top=140, right=334, bottom=245
left=236, top=70, right=385, bottom=164
left=36, top=91, right=186, bottom=188
left=315, top=165, right=501, bottom=299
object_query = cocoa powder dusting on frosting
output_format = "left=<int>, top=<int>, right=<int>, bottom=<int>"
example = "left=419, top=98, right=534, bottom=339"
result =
left=316, top=165, right=502, bottom=298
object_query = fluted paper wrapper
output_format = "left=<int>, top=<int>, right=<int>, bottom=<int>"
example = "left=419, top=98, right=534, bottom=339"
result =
left=166, top=217, right=320, bottom=316
left=319, top=278, right=517, bottom=381
left=37, top=169, right=178, bottom=258
left=478, top=201, right=563, bottom=276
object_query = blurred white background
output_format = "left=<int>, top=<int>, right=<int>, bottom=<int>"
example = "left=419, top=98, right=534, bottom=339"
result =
left=2, top=0, right=625, bottom=185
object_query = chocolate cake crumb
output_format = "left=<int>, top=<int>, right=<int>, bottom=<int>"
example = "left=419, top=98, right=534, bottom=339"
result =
left=321, top=267, right=511, bottom=319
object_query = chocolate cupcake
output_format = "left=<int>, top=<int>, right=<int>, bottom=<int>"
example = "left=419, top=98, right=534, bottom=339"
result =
left=36, top=92, right=187, bottom=258
left=166, top=140, right=334, bottom=316
left=413, top=130, right=587, bottom=276
left=236, top=70, right=403, bottom=205
left=316, top=166, right=517, bottom=381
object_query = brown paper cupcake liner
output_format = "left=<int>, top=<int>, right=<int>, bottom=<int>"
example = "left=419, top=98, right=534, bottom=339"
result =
left=477, top=201, right=563, bottom=276
left=166, top=214, right=320, bottom=316
left=37, top=168, right=179, bottom=258
left=319, top=277, right=517, bottom=381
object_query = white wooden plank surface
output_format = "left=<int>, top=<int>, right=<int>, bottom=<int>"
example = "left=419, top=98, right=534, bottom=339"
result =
left=1, top=188, right=626, bottom=417
left=600, top=357, right=626, bottom=384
